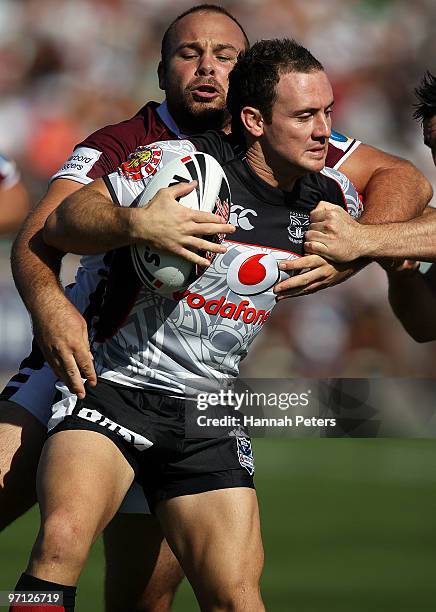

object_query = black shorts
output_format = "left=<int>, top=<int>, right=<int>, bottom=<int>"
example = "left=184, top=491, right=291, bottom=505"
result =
left=49, top=379, right=255, bottom=510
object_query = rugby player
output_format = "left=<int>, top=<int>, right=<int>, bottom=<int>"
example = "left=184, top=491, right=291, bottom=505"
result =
left=0, top=153, right=30, bottom=236
left=304, top=72, right=436, bottom=341
left=11, top=38, right=362, bottom=612
left=1, top=4, right=432, bottom=610
left=2, top=7, right=249, bottom=610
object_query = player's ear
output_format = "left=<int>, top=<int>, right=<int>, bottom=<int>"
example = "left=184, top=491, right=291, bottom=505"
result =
left=240, top=107, right=264, bottom=137
left=158, top=61, right=166, bottom=91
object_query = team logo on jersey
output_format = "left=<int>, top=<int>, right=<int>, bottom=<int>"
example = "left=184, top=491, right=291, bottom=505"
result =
left=229, top=205, right=257, bottom=230
left=227, top=251, right=280, bottom=297
left=120, top=146, right=163, bottom=181
left=287, top=211, right=310, bottom=245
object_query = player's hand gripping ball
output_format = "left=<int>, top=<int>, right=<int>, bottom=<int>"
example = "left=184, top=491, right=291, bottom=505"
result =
left=130, top=152, right=231, bottom=296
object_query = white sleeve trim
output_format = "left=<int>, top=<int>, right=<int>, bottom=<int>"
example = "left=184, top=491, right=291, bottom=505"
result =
left=333, top=140, right=361, bottom=170
left=49, top=146, right=103, bottom=185
left=49, top=173, right=93, bottom=186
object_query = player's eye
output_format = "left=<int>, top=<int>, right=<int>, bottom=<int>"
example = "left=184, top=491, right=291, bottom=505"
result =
left=180, top=52, right=198, bottom=59
left=216, top=55, right=232, bottom=62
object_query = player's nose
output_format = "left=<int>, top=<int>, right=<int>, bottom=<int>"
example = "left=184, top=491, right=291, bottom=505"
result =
left=196, top=54, right=216, bottom=76
left=313, top=113, right=331, bottom=139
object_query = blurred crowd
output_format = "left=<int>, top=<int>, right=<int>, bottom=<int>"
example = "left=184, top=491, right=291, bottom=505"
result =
left=1, top=0, right=436, bottom=377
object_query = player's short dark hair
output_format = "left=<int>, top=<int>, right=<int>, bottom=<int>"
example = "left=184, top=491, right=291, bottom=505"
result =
left=161, top=4, right=250, bottom=65
left=413, top=72, right=436, bottom=123
left=227, top=38, right=324, bottom=141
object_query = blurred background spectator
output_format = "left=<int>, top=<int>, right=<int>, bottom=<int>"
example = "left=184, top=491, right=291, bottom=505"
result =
left=0, top=0, right=435, bottom=379
left=0, top=152, right=29, bottom=236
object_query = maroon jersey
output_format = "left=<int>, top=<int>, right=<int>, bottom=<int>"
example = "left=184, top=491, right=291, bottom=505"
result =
left=51, top=102, right=360, bottom=185
left=51, top=102, right=175, bottom=184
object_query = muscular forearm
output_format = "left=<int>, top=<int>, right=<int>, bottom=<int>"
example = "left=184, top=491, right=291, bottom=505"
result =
left=12, top=231, right=65, bottom=320
left=361, top=162, right=431, bottom=223
left=352, top=210, right=436, bottom=261
left=305, top=150, right=433, bottom=265
left=44, top=183, right=137, bottom=254
left=341, top=145, right=432, bottom=224
left=11, top=181, right=75, bottom=320
left=11, top=177, right=98, bottom=398
left=44, top=179, right=233, bottom=266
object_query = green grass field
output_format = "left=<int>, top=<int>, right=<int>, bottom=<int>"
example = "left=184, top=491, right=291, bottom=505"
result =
left=1, top=439, right=436, bottom=611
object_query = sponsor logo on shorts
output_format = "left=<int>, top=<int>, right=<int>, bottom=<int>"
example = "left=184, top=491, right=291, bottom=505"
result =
left=77, top=407, right=153, bottom=451
left=120, top=146, right=163, bottom=181
left=235, top=435, right=254, bottom=475
left=287, top=210, right=310, bottom=245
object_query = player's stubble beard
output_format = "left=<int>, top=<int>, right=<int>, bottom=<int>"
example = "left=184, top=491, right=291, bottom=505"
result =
left=167, top=84, right=232, bottom=135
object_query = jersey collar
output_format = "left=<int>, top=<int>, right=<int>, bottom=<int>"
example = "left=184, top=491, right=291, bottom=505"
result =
left=156, top=101, right=186, bottom=139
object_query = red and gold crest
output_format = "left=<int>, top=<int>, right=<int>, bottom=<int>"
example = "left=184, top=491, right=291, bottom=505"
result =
left=120, top=146, right=163, bottom=181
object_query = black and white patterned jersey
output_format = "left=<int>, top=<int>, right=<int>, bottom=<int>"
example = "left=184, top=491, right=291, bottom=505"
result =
left=52, top=104, right=360, bottom=340
left=74, top=131, right=361, bottom=396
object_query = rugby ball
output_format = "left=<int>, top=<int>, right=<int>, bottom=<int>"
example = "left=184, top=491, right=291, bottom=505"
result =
left=130, top=152, right=231, bottom=296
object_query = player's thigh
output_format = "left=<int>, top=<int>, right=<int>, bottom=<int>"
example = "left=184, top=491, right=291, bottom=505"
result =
left=0, top=400, right=46, bottom=478
left=37, top=430, right=135, bottom=537
left=0, top=357, right=60, bottom=522
left=157, top=487, right=264, bottom=595
left=0, top=400, right=46, bottom=528
left=104, top=511, right=184, bottom=612
left=27, top=430, right=135, bottom=585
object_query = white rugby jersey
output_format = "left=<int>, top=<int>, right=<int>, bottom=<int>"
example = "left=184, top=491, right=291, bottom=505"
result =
left=76, top=132, right=362, bottom=395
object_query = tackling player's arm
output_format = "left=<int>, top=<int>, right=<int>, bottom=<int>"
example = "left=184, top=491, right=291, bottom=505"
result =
left=341, top=144, right=432, bottom=222
left=44, top=176, right=235, bottom=266
left=11, top=178, right=97, bottom=399
left=305, top=204, right=436, bottom=262
left=43, top=178, right=140, bottom=254
left=10, top=118, right=153, bottom=397
left=12, top=141, right=233, bottom=398
left=274, top=144, right=433, bottom=297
